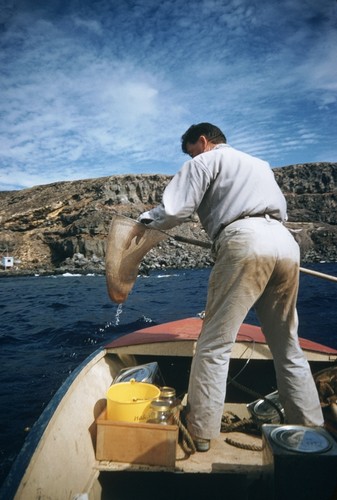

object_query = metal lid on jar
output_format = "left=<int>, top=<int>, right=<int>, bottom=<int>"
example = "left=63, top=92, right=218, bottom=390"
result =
left=160, top=386, right=176, bottom=398
left=270, top=425, right=333, bottom=454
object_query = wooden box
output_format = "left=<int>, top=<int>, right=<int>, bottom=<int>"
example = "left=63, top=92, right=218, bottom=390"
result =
left=96, top=410, right=178, bottom=467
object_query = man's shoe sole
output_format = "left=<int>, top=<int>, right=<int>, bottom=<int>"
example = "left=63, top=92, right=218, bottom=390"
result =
left=194, top=438, right=210, bottom=452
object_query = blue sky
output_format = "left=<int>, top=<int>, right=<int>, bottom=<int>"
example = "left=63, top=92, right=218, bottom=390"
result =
left=1, top=0, right=336, bottom=191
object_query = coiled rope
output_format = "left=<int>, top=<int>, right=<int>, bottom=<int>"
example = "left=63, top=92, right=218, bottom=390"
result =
left=221, top=411, right=263, bottom=451
left=220, top=377, right=284, bottom=452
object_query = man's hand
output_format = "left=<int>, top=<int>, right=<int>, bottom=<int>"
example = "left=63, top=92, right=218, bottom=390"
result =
left=138, top=211, right=154, bottom=225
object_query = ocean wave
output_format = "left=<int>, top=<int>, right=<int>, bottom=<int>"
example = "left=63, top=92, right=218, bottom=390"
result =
left=62, top=273, right=83, bottom=277
left=157, top=273, right=180, bottom=278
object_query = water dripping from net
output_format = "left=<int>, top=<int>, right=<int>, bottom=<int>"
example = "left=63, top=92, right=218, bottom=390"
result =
left=115, top=304, right=123, bottom=326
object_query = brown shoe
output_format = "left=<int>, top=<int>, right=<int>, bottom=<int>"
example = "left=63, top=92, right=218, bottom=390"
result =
left=193, top=436, right=210, bottom=452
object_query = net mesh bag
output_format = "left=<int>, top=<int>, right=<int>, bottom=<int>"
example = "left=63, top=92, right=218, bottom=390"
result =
left=105, top=215, right=169, bottom=303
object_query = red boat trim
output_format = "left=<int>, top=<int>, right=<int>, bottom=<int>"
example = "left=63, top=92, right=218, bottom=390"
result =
left=106, top=317, right=337, bottom=354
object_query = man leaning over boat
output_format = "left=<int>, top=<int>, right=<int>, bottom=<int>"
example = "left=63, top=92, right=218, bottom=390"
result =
left=139, top=122, right=323, bottom=452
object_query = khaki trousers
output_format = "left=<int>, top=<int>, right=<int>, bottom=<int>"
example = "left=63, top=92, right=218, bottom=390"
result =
left=186, top=216, right=323, bottom=439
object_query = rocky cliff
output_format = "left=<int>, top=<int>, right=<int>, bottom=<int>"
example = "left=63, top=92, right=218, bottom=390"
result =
left=0, top=162, right=336, bottom=275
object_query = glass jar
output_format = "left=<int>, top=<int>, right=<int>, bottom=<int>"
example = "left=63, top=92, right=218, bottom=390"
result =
left=159, top=386, right=176, bottom=406
left=146, top=400, right=173, bottom=425
left=159, top=386, right=179, bottom=417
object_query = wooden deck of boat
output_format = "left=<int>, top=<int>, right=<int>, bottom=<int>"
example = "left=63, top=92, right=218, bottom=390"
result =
left=95, top=403, right=263, bottom=476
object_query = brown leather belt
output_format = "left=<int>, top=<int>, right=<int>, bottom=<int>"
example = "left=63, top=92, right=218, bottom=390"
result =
left=214, top=213, right=281, bottom=240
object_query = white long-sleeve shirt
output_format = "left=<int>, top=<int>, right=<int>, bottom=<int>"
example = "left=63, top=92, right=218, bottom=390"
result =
left=141, top=144, right=287, bottom=240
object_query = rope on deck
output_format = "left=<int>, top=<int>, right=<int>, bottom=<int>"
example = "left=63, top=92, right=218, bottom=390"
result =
left=221, top=411, right=263, bottom=452
left=173, top=406, right=197, bottom=456
left=224, top=436, right=263, bottom=452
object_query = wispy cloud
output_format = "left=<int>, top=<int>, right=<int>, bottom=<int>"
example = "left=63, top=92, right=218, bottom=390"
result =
left=0, top=0, right=336, bottom=190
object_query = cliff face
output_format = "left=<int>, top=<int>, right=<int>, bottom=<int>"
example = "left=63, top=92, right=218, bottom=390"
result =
left=0, top=163, right=336, bottom=275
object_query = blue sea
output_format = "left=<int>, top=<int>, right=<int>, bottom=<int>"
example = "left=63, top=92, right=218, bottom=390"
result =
left=1, top=264, right=337, bottom=487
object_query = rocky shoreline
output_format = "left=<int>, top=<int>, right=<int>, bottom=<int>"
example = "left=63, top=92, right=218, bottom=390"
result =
left=1, top=162, right=336, bottom=277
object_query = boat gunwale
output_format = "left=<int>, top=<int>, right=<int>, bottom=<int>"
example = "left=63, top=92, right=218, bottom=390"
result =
left=105, top=317, right=337, bottom=355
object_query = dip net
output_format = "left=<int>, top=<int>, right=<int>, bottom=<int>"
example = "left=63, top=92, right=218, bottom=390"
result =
left=105, top=215, right=169, bottom=303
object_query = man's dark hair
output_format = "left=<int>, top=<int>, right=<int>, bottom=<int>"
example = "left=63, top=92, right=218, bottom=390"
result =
left=181, top=122, right=226, bottom=154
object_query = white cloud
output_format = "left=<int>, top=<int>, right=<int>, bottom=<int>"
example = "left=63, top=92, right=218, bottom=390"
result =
left=0, top=0, right=336, bottom=190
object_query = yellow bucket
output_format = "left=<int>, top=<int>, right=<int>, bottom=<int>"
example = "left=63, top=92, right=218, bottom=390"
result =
left=106, top=379, right=161, bottom=422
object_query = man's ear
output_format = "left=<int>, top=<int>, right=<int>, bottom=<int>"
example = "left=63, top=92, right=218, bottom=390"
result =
left=198, top=135, right=208, bottom=148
